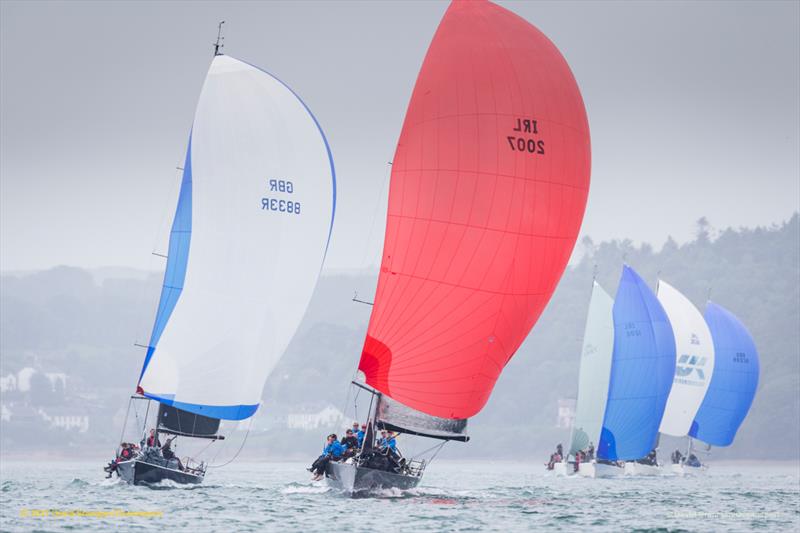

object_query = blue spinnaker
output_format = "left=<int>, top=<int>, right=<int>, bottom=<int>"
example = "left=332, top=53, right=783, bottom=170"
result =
left=598, top=266, right=676, bottom=461
left=688, top=302, right=759, bottom=446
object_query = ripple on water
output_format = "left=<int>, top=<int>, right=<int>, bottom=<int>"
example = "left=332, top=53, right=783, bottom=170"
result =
left=0, top=462, right=798, bottom=532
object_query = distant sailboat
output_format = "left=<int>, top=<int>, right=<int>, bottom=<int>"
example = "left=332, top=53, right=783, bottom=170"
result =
left=564, top=280, right=614, bottom=478
left=109, top=32, right=336, bottom=485
left=677, top=301, right=760, bottom=475
left=326, top=0, right=590, bottom=494
left=636, top=280, right=715, bottom=476
left=593, top=266, right=676, bottom=477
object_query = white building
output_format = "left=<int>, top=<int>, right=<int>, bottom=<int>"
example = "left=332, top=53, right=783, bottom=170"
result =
left=287, top=405, right=344, bottom=430
left=0, top=374, right=16, bottom=393
left=45, top=373, right=68, bottom=391
left=16, top=367, right=36, bottom=392
left=556, top=398, right=576, bottom=429
left=38, top=408, right=90, bottom=433
left=50, top=414, right=89, bottom=433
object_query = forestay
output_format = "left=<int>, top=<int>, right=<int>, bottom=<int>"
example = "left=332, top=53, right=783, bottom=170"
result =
left=569, top=282, right=614, bottom=457
left=657, top=280, right=715, bottom=437
left=689, top=302, right=759, bottom=447
left=138, top=55, right=335, bottom=420
left=598, top=266, right=676, bottom=461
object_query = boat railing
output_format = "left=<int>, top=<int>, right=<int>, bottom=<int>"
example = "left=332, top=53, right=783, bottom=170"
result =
left=183, top=457, right=206, bottom=475
left=405, top=458, right=426, bottom=477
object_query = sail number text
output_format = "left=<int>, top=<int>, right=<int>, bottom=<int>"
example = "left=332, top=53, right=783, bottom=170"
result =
left=507, top=117, right=545, bottom=155
left=261, top=179, right=300, bottom=215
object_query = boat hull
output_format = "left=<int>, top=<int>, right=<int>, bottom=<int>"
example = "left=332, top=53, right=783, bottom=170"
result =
left=625, top=462, right=662, bottom=476
left=576, top=461, right=595, bottom=478
left=325, top=461, right=421, bottom=495
left=552, top=462, right=568, bottom=476
left=116, top=459, right=203, bottom=485
left=669, top=463, right=708, bottom=476
left=594, top=462, right=625, bottom=478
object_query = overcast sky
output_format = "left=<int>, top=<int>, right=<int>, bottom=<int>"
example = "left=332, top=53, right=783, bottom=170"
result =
left=1, top=0, right=798, bottom=273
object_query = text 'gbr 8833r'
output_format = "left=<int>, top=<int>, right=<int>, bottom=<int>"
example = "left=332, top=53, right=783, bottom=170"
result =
left=262, top=179, right=300, bottom=214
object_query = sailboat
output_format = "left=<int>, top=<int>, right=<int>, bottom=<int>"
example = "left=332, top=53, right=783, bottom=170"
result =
left=626, top=280, right=716, bottom=476
left=676, top=301, right=760, bottom=475
left=587, top=266, right=677, bottom=477
left=325, top=0, right=591, bottom=494
left=109, top=29, right=336, bottom=485
left=564, top=280, right=614, bottom=478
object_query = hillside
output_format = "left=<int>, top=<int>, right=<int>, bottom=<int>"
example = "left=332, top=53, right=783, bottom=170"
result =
left=1, top=214, right=797, bottom=461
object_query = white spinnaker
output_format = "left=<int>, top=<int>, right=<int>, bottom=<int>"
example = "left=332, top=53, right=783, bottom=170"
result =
left=657, top=281, right=715, bottom=436
left=139, top=55, right=334, bottom=412
left=569, top=282, right=615, bottom=456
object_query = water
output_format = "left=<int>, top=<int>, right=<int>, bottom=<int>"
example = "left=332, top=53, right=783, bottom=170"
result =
left=1, top=460, right=798, bottom=532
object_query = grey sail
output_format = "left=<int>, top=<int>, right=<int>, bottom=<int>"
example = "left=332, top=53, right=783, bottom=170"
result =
left=376, top=395, right=469, bottom=442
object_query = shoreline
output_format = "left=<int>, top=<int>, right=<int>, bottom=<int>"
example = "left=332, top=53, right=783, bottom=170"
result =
left=2, top=454, right=798, bottom=468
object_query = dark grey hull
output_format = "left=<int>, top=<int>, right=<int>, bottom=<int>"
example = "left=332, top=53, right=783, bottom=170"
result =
left=116, top=459, right=203, bottom=485
left=325, top=461, right=421, bottom=495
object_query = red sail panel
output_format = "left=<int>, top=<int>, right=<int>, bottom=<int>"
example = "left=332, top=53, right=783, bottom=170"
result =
left=359, top=0, right=591, bottom=419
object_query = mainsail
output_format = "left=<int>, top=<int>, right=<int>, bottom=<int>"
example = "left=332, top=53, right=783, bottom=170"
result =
left=657, top=280, right=715, bottom=436
left=358, top=0, right=591, bottom=423
left=568, top=281, right=614, bottom=457
left=688, top=302, right=759, bottom=446
left=137, top=55, right=335, bottom=422
left=598, top=266, right=676, bottom=461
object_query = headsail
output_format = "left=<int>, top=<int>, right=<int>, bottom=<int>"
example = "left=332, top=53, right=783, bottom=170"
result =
left=358, top=0, right=591, bottom=421
left=569, top=281, right=614, bottom=457
left=138, top=55, right=336, bottom=420
left=598, top=266, right=676, bottom=461
left=688, top=302, right=759, bottom=446
left=657, top=280, right=715, bottom=436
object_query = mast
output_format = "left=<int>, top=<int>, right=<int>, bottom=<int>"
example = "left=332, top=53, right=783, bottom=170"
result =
left=213, top=20, right=225, bottom=56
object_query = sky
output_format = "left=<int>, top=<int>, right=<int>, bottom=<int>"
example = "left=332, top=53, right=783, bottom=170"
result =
left=1, top=0, right=798, bottom=273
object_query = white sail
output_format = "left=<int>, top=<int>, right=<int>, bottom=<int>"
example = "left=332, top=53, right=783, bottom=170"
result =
left=657, top=280, right=715, bottom=436
left=569, top=281, right=615, bottom=456
left=138, top=55, right=335, bottom=419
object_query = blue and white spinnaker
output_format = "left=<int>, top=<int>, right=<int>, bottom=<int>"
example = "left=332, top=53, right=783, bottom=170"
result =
left=598, top=266, right=676, bottom=461
left=689, top=302, right=759, bottom=446
left=138, top=55, right=336, bottom=420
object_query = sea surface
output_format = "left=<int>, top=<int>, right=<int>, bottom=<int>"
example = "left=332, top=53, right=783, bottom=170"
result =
left=1, top=460, right=798, bottom=532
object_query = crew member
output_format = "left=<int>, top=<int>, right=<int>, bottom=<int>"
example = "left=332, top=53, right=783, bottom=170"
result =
left=309, top=434, right=345, bottom=481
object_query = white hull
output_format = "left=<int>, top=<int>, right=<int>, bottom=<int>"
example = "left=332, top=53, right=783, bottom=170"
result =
left=576, top=461, right=595, bottom=478
left=669, top=463, right=708, bottom=476
left=594, top=462, right=625, bottom=478
left=552, top=462, right=568, bottom=477
left=624, top=462, right=661, bottom=476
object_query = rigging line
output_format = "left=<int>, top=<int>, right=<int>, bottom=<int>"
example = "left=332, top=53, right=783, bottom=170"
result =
left=118, top=396, right=133, bottom=446
left=354, top=387, right=361, bottom=423
left=424, top=441, right=448, bottom=466
left=132, top=400, right=142, bottom=441
left=358, top=161, right=392, bottom=270
left=340, top=383, right=353, bottom=428
left=131, top=165, right=184, bottom=360
left=209, top=424, right=230, bottom=464
left=208, top=417, right=253, bottom=469
left=410, top=440, right=446, bottom=461
left=193, top=437, right=216, bottom=460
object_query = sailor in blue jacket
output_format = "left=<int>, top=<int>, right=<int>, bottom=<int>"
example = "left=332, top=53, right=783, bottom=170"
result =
left=356, top=424, right=366, bottom=448
left=309, top=434, right=344, bottom=480
left=378, top=429, right=397, bottom=453
left=324, top=437, right=346, bottom=459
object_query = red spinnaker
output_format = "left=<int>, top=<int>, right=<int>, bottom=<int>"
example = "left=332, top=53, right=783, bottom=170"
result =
left=359, top=0, right=591, bottom=419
